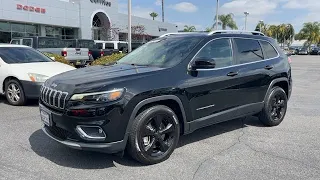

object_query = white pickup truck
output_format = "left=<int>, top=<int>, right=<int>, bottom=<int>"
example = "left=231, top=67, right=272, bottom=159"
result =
left=10, top=36, right=91, bottom=67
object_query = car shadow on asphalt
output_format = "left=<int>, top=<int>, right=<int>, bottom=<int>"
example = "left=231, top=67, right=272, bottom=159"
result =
left=28, top=116, right=265, bottom=169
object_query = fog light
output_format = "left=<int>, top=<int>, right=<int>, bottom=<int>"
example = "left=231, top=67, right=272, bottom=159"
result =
left=76, top=125, right=106, bottom=141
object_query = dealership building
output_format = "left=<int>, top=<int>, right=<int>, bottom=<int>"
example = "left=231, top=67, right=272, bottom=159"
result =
left=0, top=0, right=178, bottom=43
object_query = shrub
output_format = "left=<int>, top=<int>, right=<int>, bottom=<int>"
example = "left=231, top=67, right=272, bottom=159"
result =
left=42, top=52, right=73, bottom=66
left=92, top=53, right=127, bottom=66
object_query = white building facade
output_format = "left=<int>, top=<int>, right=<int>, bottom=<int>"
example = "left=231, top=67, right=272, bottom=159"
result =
left=0, top=0, right=178, bottom=43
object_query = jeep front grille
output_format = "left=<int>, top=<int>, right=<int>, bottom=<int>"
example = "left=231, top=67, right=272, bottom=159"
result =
left=40, top=85, right=68, bottom=109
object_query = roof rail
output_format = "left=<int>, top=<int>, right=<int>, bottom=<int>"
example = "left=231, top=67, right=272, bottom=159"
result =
left=159, top=32, right=202, bottom=38
left=208, top=30, right=265, bottom=36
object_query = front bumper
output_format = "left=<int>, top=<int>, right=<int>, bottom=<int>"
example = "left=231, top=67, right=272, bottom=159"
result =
left=39, top=101, right=129, bottom=153
left=42, top=126, right=126, bottom=153
left=20, top=81, right=43, bottom=99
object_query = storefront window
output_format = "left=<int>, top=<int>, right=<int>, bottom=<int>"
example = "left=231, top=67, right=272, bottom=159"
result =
left=0, top=22, right=11, bottom=32
left=0, top=21, right=39, bottom=43
left=45, top=26, right=78, bottom=39
left=11, top=23, right=25, bottom=32
left=25, top=24, right=38, bottom=34
left=12, top=32, right=25, bottom=38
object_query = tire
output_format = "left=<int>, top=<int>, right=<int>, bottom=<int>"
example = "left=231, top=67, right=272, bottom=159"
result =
left=259, top=86, right=288, bottom=126
left=5, top=79, right=26, bottom=106
left=127, top=105, right=180, bottom=165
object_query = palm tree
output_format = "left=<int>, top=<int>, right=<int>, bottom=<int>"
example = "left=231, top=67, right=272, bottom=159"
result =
left=284, top=24, right=295, bottom=47
left=297, top=22, right=320, bottom=49
left=255, top=22, right=268, bottom=34
left=213, top=13, right=238, bottom=30
left=150, top=12, right=158, bottom=20
left=266, top=25, right=279, bottom=39
left=183, top=25, right=196, bottom=32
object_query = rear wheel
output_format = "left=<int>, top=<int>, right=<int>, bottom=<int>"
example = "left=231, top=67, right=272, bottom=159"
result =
left=259, top=87, right=287, bottom=126
left=5, top=79, right=26, bottom=106
left=127, top=105, right=180, bottom=164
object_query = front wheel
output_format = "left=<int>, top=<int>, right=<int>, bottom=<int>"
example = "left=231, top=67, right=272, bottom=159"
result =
left=5, top=79, right=26, bottom=106
left=127, top=105, right=180, bottom=164
left=258, top=87, right=288, bottom=126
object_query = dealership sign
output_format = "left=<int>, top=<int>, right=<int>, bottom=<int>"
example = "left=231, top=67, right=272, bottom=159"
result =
left=90, top=0, right=111, bottom=7
left=17, top=4, right=46, bottom=13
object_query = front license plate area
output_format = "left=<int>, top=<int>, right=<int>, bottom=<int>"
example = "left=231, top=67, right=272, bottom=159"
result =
left=40, top=107, right=52, bottom=126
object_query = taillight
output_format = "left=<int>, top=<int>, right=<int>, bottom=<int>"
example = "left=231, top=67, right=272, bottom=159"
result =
left=88, top=51, right=92, bottom=56
left=61, top=50, right=67, bottom=57
left=100, top=50, right=104, bottom=57
left=288, top=57, right=292, bottom=63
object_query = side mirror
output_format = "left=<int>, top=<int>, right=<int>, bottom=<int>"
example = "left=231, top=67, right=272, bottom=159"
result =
left=50, top=57, right=56, bottom=61
left=191, top=58, right=216, bottom=70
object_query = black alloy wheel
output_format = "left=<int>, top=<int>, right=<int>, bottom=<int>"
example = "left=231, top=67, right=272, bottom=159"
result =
left=259, top=86, right=288, bottom=126
left=269, top=94, right=286, bottom=122
left=128, top=105, right=180, bottom=164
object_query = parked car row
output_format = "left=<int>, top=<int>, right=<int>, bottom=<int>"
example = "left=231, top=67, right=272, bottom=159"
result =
left=285, top=46, right=320, bottom=55
left=10, top=36, right=129, bottom=67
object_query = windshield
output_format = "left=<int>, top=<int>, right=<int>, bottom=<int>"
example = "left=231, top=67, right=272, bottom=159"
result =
left=117, top=37, right=202, bottom=67
left=0, top=47, right=53, bottom=64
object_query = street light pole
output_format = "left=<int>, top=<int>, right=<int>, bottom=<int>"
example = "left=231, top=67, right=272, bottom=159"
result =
left=128, top=0, right=132, bottom=52
left=244, top=11, right=249, bottom=30
left=215, top=0, right=219, bottom=30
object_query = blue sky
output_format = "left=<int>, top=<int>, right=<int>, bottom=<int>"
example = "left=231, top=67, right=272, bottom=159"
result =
left=118, top=0, right=320, bottom=33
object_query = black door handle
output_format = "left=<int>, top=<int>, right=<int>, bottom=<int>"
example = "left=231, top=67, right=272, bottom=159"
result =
left=265, top=65, right=273, bottom=70
left=227, top=72, right=238, bottom=77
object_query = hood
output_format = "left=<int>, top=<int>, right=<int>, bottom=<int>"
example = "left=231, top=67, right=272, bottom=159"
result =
left=9, top=62, right=75, bottom=77
left=45, top=63, right=164, bottom=93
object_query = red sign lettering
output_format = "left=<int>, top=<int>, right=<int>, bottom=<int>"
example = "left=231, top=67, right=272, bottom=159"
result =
left=16, top=4, right=46, bottom=14
left=35, top=7, right=41, bottom=13
left=17, top=4, right=23, bottom=10
left=29, top=6, right=35, bottom=12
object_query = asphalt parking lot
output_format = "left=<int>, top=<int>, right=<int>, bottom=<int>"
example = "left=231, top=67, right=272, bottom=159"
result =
left=1, top=55, right=320, bottom=180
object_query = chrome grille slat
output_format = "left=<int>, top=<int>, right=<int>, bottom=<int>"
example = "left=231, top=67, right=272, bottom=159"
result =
left=41, top=85, right=68, bottom=110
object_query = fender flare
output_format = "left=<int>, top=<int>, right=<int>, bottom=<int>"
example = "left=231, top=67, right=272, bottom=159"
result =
left=264, top=77, right=289, bottom=102
left=123, top=95, right=189, bottom=141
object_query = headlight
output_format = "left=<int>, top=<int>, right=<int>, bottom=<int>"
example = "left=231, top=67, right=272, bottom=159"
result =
left=28, top=73, right=49, bottom=82
left=70, top=89, right=125, bottom=102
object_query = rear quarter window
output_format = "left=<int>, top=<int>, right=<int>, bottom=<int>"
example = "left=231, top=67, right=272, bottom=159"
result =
left=260, top=40, right=278, bottom=59
left=234, top=38, right=264, bottom=64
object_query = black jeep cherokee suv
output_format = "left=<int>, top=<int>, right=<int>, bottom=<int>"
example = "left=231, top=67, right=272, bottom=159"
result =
left=39, top=30, right=292, bottom=164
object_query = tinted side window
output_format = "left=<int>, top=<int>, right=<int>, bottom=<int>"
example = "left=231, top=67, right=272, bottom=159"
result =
left=22, top=39, right=32, bottom=47
left=96, top=43, right=103, bottom=49
left=195, top=39, right=233, bottom=68
left=105, top=43, right=114, bottom=49
left=234, top=39, right=264, bottom=64
left=260, top=41, right=278, bottom=59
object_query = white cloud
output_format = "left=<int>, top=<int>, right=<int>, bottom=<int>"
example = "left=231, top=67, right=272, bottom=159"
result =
left=169, top=2, right=198, bottom=13
left=283, top=0, right=320, bottom=10
left=155, top=0, right=161, bottom=6
left=118, top=3, right=155, bottom=19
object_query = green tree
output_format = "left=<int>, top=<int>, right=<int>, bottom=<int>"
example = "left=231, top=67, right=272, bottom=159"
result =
left=214, top=13, right=238, bottom=30
left=183, top=25, right=196, bottom=32
left=255, top=22, right=268, bottom=34
left=266, top=25, right=279, bottom=39
left=205, top=27, right=212, bottom=32
left=297, top=22, right=320, bottom=48
left=149, top=12, right=158, bottom=20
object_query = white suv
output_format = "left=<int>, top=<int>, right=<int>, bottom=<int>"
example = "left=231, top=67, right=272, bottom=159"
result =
left=0, top=44, right=75, bottom=105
